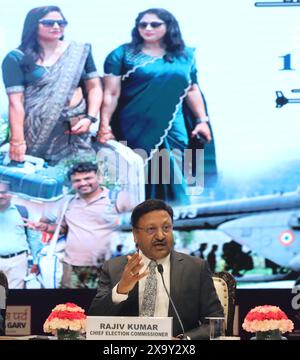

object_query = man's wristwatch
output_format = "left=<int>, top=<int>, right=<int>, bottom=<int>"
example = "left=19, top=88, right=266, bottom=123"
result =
left=86, top=114, right=98, bottom=123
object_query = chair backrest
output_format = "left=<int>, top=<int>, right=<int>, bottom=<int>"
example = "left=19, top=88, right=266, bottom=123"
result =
left=212, top=271, right=236, bottom=336
left=0, top=271, right=8, bottom=335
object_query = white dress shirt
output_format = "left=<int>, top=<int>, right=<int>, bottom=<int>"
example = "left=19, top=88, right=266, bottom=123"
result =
left=112, top=252, right=170, bottom=317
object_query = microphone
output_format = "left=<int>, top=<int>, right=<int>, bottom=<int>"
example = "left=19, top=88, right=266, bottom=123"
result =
left=156, top=263, right=189, bottom=340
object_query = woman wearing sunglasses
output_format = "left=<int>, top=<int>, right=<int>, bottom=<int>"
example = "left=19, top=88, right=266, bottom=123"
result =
left=2, top=6, right=102, bottom=165
left=98, top=8, right=217, bottom=205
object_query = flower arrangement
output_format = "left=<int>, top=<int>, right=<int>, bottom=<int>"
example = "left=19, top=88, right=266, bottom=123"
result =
left=43, top=303, right=87, bottom=335
left=242, top=305, right=294, bottom=334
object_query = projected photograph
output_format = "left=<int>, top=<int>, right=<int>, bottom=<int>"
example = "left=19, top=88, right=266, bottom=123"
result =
left=0, top=0, right=299, bottom=289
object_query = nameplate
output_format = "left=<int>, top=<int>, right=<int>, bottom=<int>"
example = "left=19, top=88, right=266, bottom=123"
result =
left=5, top=306, right=31, bottom=336
left=86, top=316, right=172, bottom=340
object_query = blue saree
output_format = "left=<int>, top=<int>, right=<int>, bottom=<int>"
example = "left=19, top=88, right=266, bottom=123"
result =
left=104, top=44, right=217, bottom=205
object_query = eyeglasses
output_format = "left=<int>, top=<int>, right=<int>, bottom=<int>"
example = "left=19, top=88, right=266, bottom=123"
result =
left=138, top=21, right=165, bottom=29
left=39, top=19, right=68, bottom=27
left=135, top=224, right=173, bottom=235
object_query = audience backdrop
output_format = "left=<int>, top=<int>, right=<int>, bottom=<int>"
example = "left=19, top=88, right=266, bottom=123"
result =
left=0, top=0, right=300, bottom=289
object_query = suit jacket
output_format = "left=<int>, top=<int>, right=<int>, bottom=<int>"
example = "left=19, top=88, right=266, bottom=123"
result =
left=88, top=250, right=224, bottom=340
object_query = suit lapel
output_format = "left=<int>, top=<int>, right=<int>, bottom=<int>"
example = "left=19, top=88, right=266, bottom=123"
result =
left=168, top=251, right=184, bottom=318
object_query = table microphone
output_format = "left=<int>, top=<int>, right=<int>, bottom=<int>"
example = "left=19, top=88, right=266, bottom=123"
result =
left=156, top=263, right=189, bottom=340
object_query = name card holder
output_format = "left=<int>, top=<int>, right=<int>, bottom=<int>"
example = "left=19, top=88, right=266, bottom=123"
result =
left=86, top=316, right=172, bottom=340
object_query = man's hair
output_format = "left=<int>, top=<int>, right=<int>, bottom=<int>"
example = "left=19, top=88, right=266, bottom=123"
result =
left=67, top=162, right=98, bottom=180
left=131, top=199, right=173, bottom=228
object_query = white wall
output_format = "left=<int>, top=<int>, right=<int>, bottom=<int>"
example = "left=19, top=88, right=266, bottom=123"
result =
left=1, top=0, right=300, bottom=176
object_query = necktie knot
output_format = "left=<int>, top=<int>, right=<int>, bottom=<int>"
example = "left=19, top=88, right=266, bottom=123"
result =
left=149, top=260, right=157, bottom=272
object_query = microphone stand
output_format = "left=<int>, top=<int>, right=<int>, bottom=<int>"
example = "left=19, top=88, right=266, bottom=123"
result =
left=156, top=263, right=190, bottom=340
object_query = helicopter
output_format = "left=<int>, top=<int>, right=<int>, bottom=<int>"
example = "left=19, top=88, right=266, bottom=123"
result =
left=170, top=187, right=300, bottom=276
left=276, top=90, right=300, bottom=108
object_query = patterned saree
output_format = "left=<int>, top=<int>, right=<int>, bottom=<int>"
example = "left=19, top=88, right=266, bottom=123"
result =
left=24, top=41, right=95, bottom=164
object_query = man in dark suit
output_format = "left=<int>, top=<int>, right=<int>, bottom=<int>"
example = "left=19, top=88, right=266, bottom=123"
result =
left=89, top=199, right=223, bottom=340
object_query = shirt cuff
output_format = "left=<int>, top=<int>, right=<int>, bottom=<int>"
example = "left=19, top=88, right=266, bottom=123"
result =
left=6, top=85, right=25, bottom=94
left=82, top=71, right=99, bottom=80
left=112, top=283, right=129, bottom=303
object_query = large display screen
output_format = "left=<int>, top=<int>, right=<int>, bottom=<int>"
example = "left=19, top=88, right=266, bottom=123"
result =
left=0, top=0, right=299, bottom=289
